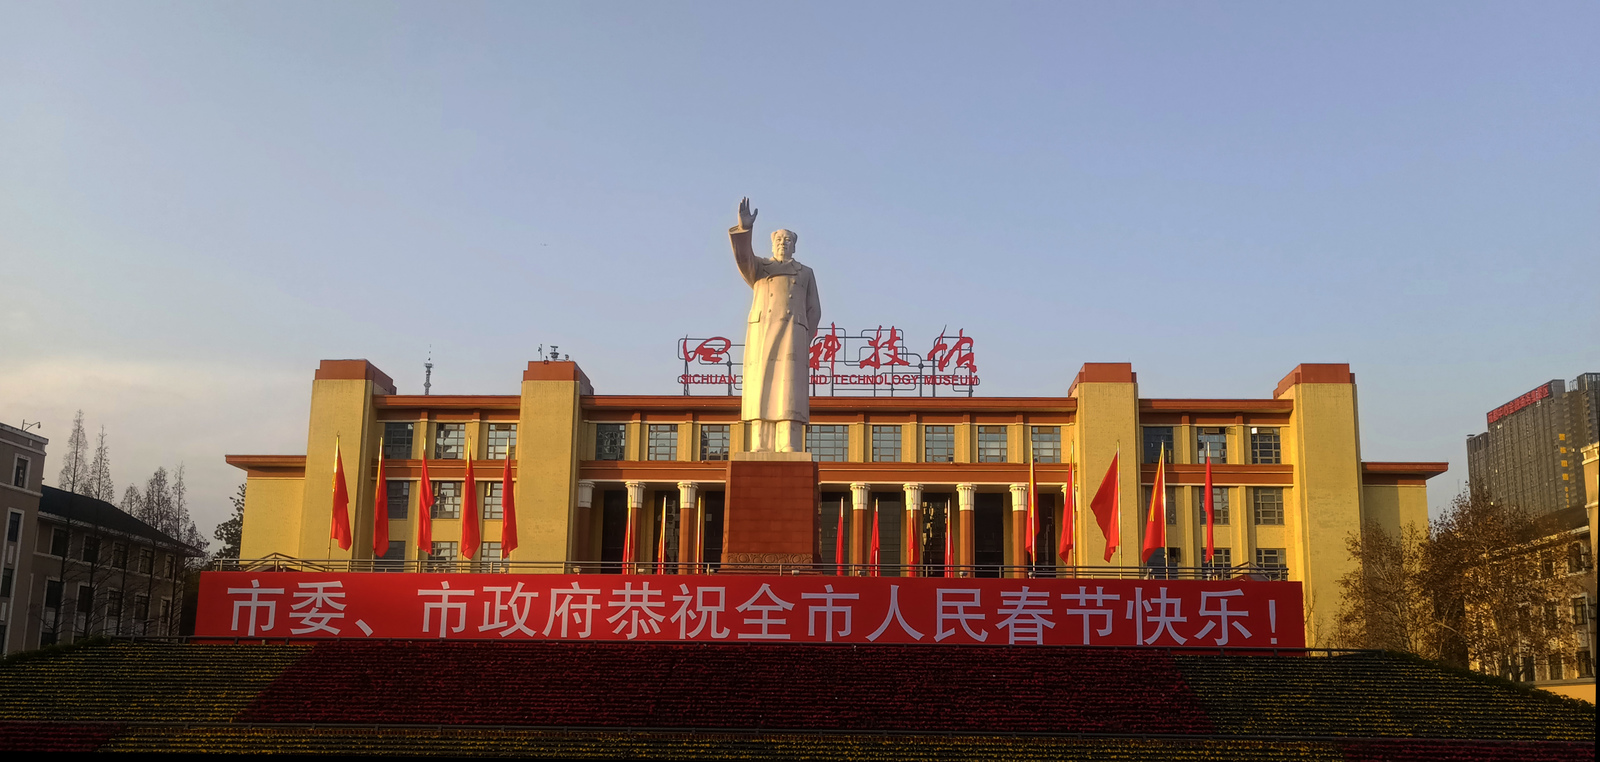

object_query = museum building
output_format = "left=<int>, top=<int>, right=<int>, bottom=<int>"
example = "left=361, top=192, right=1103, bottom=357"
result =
left=228, top=358, right=1445, bottom=646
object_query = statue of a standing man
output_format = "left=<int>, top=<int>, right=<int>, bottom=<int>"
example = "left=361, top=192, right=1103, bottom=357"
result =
left=730, top=197, right=821, bottom=452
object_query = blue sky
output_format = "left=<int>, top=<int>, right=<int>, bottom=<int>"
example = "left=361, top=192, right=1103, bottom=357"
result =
left=3, top=2, right=1596, bottom=537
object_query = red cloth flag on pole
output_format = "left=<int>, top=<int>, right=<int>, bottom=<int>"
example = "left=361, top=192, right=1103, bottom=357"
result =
left=1089, top=450, right=1121, bottom=562
left=869, top=508, right=881, bottom=577
left=418, top=454, right=434, bottom=553
left=943, top=506, right=954, bottom=578
left=656, top=506, right=667, bottom=575
left=1203, top=452, right=1215, bottom=564
left=1058, top=461, right=1075, bottom=564
left=461, top=438, right=479, bottom=560
left=330, top=436, right=352, bottom=551
left=835, top=507, right=846, bottom=576
left=623, top=500, right=636, bottom=574
left=500, top=449, right=517, bottom=558
left=1141, top=446, right=1168, bottom=563
left=372, top=440, right=389, bottom=558
left=1025, top=450, right=1038, bottom=564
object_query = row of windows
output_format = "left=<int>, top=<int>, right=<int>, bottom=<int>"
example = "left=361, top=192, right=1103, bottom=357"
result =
left=37, top=528, right=174, bottom=577
left=1511, top=651, right=1595, bottom=682
left=1142, top=426, right=1282, bottom=464
left=596, top=424, right=1066, bottom=463
left=1139, top=486, right=1286, bottom=526
left=384, top=480, right=511, bottom=520
left=380, top=422, right=518, bottom=460
left=11, top=455, right=29, bottom=489
left=39, top=582, right=169, bottom=645
left=371, top=540, right=511, bottom=569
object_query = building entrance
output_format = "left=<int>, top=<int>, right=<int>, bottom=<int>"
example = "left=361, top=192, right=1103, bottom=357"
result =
left=600, top=489, right=627, bottom=573
left=702, top=491, right=724, bottom=569
left=974, top=492, right=1004, bottom=577
left=919, top=493, right=952, bottom=575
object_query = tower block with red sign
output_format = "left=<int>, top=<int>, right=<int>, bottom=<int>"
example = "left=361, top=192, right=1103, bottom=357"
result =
left=723, top=451, right=819, bottom=567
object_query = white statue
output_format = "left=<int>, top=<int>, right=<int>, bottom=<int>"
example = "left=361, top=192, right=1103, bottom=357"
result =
left=730, top=197, right=822, bottom=452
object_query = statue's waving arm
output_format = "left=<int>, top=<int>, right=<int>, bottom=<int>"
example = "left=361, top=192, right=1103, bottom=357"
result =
left=730, top=197, right=761, bottom=287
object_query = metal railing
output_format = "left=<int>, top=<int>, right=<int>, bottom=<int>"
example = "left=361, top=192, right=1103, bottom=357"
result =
left=208, top=557, right=1289, bottom=581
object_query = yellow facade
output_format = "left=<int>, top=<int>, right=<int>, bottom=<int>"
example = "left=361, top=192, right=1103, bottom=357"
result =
left=228, top=359, right=1446, bottom=646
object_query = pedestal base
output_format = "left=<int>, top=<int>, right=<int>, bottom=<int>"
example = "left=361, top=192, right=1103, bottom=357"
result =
left=724, top=452, right=819, bottom=569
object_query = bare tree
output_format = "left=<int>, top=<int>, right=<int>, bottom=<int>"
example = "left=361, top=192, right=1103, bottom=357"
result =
left=120, top=485, right=142, bottom=515
left=1332, top=521, right=1444, bottom=657
left=57, top=410, right=89, bottom=493
left=87, top=426, right=115, bottom=502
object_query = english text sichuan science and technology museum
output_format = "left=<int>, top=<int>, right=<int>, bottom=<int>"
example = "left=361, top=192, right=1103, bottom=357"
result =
left=224, top=355, right=1447, bottom=646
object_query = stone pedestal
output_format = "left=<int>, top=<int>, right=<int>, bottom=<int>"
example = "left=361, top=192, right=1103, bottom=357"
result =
left=724, top=451, right=819, bottom=569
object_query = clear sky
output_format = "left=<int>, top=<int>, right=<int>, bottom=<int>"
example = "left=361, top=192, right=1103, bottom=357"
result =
left=3, top=1, right=1596, bottom=540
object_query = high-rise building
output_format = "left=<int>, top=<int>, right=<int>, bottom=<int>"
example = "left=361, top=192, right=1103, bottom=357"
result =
left=1467, top=373, right=1600, bottom=517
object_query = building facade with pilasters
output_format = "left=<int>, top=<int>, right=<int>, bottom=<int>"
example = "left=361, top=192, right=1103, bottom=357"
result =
left=229, top=359, right=1444, bottom=646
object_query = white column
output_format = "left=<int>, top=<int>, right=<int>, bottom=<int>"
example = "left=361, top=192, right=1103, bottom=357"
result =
left=850, top=482, right=871, bottom=510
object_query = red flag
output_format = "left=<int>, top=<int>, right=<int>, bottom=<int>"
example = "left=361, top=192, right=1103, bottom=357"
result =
left=461, top=442, right=479, bottom=560
left=943, top=506, right=954, bottom=578
left=1089, top=450, right=1121, bottom=562
left=869, top=508, right=881, bottom=577
left=1142, top=446, right=1167, bottom=563
left=835, top=506, right=846, bottom=576
left=500, top=449, right=517, bottom=558
left=372, top=442, right=389, bottom=558
left=623, top=501, right=636, bottom=574
left=330, top=437, right=352, bottom=551
left=1058, top=464, right=1075, bottom=563
left=418, top=454, right=434, bottom=555
left=1204, top=453, right=1215, bottom=564
left=656, top=505, right=667, bottom=575
left=1026, top=451, right=1038, bottom=563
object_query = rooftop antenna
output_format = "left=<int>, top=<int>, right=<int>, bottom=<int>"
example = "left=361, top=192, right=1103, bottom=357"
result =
left=424, top=347, right=433, bottom=396
left=547, top=345, right=559, bottom=363
left=20, top=420, right=41, bottom=433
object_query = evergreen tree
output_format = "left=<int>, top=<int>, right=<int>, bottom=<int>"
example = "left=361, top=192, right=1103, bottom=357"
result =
left=57, top=410, right=89, bottom=493
left=214, top=483, right=246, bottom=558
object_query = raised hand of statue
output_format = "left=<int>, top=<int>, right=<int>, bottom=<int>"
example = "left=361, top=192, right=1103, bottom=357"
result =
left=737, top=197, right=758, bottom=231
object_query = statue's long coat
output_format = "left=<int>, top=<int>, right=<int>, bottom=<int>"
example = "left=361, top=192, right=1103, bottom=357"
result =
left=731, top=226, right=822, bottom=423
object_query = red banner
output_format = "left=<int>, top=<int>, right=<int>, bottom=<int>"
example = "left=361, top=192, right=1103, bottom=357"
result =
left=196, top=572, right=1303, bottom=648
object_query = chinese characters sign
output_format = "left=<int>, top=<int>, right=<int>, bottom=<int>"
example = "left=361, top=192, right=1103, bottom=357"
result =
left=198, top=573, right=1303, bottom=648
left=678, top=326, right=982, bottom=397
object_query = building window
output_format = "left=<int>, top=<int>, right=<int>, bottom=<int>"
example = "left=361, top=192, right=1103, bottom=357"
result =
left=50, top=528, right=69, bottom=557
left=647, top=424, right=679, bottom=461
left=12, top=456, right=29, bottom=489
left=1142, top=427, right=1173, bottom=464
left=1253, top=487, right=1285, bottom=525
left=1196, top=427, right=1227, bottom=463
left=0, top=567, right=12, bottom=598
left=1575, top=597, right=1590, bottom=627
left=112, top=542, right=128, bottom=569
left=162, top=554, right=175, bottom=579
left=76, top=584, right=95, bottom=633
left=383, top=423, right=414, bottom=459
left=1255, top=548, right=1287, bottom=579
left=808, top=425, right=848, bottom=462
left=479, top=542, right=505, bottom=572
left=977, top=426, right=1008, bottom=463
left=872, top=426, right=902, bottom=462
left=487, top=423, right=517, bottom=460
left=106, top=589, right=123, bottom=632
left=1250, top=427, right=1280, bottom=465
left=1142, top=486, right=1179, bottom=525
left=81, top=536, right=100, bottom=564
left=387, top=480, right=411, bottom=520
left=1579, top=650, right=1593, bottom=678
left=1031, top=426, right=1061, bottom=463
left=596, top=424, right=627, bottom=461
left=377, top=541, right=406, bottom=571
left=924, top=426, right=955, bottom=463
left=44, top=579, right=63, bottom=610
left=428, top=542, right=459, bottom=571
left=700, top=425, right=730, bottom=461
left=1549, top=655, right=1565, bottom=681
left=434, top=423, right=465, bottom=459
left=5, top=511, right=19, bottom=542
left=138, top=547, right=153, bottom=574
left=432, top=482, right=461, bottom=519
left=1203, top=547, right=1233, bottom=577
left=482, top=482, right=503, bottom=520
left=1570, top=542, right=1593, bottom=574
left=1195, top=486, right=1230, bottom=525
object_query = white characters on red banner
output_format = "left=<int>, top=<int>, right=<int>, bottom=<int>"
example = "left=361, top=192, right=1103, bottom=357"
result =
left=736, top=584, right=795, bottom=640
left=289, top=581, right=347, bottom=635
left=671, top=585, right=732, bottom=640
left=934, top=589, right=988, bottom=642
left=227, top=579, right=285, bottom=636
left=867, top=585, right=925, bottom=641
left=418, top=581, right=472, bottom=637
left=480, top=583, right=541, bottom=637
left=1061, top=586, right=1120, bottom=645
left=607, top=582, right=667, bottom=640
left=545, top=582, right=601, bottom=639
left=994, top=587, right=1056, bottom=645
left=801, top=584, right=859, bottom=642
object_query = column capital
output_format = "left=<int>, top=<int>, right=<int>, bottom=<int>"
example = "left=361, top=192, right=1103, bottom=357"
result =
left=956, top=483, right=976, bottom=510
left=1008, top=482, right=1029, bottom=510
left=625, top=481, right=645, bottom=507
left=677, top=481, right=699, bottom=501
left=576, top=480, right=596, bottom=509
left=902, top=482, right=924, bottom=504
